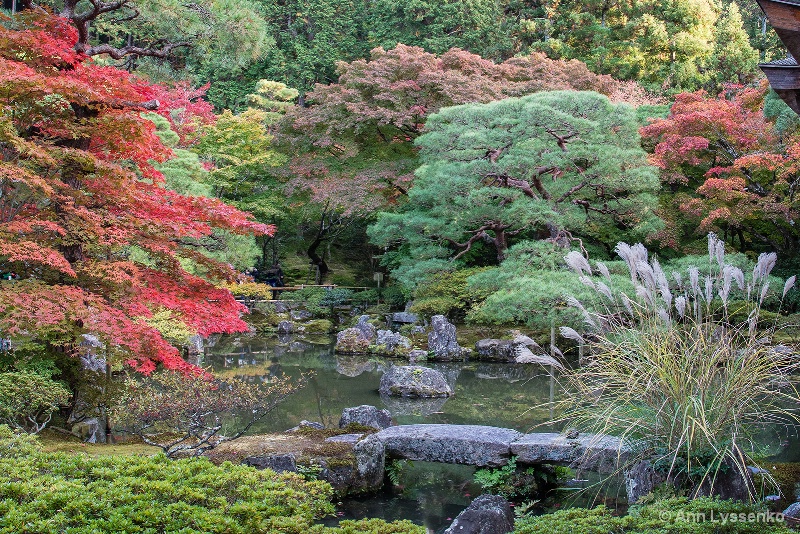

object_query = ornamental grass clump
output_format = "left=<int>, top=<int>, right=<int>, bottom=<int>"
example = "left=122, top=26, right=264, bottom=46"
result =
left=558, top=234, right=800, bottom=499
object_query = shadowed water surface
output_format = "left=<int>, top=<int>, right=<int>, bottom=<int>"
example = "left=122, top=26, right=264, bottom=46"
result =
left=205, top=333, right=561, bottom=434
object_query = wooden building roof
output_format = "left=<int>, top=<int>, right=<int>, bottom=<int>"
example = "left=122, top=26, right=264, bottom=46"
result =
left=758, top=0, right=800, bottom=113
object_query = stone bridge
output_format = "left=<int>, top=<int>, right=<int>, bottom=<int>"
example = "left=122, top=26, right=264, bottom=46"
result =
left=363, top=424, right=627, bottom=471
left=352, top=424, right=630, bottom=496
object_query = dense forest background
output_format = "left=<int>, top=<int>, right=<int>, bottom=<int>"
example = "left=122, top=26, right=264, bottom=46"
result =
left=3, top=0, right=800, bottom=335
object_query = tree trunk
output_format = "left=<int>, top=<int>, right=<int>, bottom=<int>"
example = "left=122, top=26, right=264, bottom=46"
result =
left=492, top=227, right=508, bottom=262
left=307, top=234, right=329, bottom=279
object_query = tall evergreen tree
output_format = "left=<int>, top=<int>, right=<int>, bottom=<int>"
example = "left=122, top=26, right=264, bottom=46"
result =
left=369, top=91, right=661, bottom=287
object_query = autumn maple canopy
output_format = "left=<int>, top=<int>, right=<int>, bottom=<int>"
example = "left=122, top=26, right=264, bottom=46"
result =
left=0, top=12, right=273, bottom=373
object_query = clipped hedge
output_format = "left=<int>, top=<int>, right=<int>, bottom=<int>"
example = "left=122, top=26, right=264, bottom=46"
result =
left=514, top=498, right=793, bottom=534
left=0, top=428, right=424, bottom=534
left=0, top=452, right=334, bottom=533
left=311, top=519, right=426, bottom=533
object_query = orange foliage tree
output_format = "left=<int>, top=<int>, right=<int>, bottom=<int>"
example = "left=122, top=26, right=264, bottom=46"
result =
left=0, top=12, right=273, bottom=374
left=641, top=85, right=800, bottom=254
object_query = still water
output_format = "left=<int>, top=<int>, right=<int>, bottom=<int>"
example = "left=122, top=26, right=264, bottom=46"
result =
left=202, top=332, right=564, bottom=532
left=201, top=332, right=798, bottom=532
left=204, top=333, right=561, bottom=434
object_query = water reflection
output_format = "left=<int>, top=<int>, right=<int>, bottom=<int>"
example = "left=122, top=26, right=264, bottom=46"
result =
left=207, top=333, right=561, bottom=434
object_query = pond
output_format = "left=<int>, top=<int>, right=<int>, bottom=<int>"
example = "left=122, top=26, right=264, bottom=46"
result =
left=200, top=331, right=799, bottom=532
left=203, top=333, right=562, bottom=434
left=202, top=332, right=569, bottom=532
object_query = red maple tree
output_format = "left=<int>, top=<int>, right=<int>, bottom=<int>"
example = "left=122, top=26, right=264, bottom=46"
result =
left=0, top=12, right=273, bottom=374
left=640, top=85, right=799, bottom=253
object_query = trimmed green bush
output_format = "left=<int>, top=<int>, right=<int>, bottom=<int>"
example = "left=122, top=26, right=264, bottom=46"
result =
left=311, top=519, right=426, bottom=533
left=0, top=442, right=426, bottom=534
left=0, top=452, right=333, bottom=533
left=411, top=266, right=492, bottom=320
left=0, top=424, right=41, bottom=458
left=514, top=498, right=793, bottom=533
left=0, top=371, right=70, bottom=434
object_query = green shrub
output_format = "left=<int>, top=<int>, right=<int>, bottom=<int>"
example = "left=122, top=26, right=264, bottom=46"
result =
left=0, top=452, right=334, bottom=533
left=0, top=371, right=71, bottom=434
left=141, top=308, right=196, bottom=346
left=474, top=457, right=557, bottom=499
left=381, top=285, right=409, bottom=309
left=0, top=424, right=41, bottom=458
left=514, top=498, right=793, bottom=533
left=411, top=267, right=492, bottom=320
left=304, top=319, right=334, bottom=333
left=221, top=282, right=277, bottom=300
left=311, top=519, right=426, bottom=533
left=292, top=287, right=327, bottom=316
left=464, top=241, right=635, bottom=330
left=319, top=288, right=354, bottom=309
left=351, top=289, right=379, bottom=306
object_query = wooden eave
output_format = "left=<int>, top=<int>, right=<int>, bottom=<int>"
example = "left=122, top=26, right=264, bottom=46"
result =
left=757, top=0, right=800, bottom=59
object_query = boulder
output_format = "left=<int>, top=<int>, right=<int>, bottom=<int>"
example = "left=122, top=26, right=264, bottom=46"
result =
left=70, top=336, right=108, bottom=443
left=379, top=365, right=453, bottom=398
left=380, top=394, right=449, bottom=417
left=339, top=405, right=393, bottom=430
left=624, top=460, right=665, bottom=503
left=428, top=315, right=463, bottom=360
left=372, top=330, right=412, bottom=357
left=335, top=316, right=377, bottom=353
left=243, top=453, right=297, bottom=473
left=784, top=502, right=800, bottom=519
left=374, top=424, right=521, bottom=467
left=444, top=494, right=514, bottom=534
left=694, top=459, right=756, bottom=502
left=335, top=328, right=370, bottom=353
left=512, top=333, right=541, bottom=350
left=391, top=311, right=419, bottom=325
left=352, top=434, right=386, bottom=493
left=277, top=320, right=294, bottom=334
left=79, top=334, right=106, bottom=373
left=511, top=432, right=627, bottom=474
left=186, top=334, right=204, bottom=356
left=272, top=302, right=290, bottom=313
left=71, top=418, right=103, bottom=443
left=474, top=339, right=517, bottom=362
left=408, top=349, right=428, bottom=364
left=355, top=315, right=377, bottom=342
left=290, top=309, right=313, bottom=321
left=514, top=345, right=563, bottom=368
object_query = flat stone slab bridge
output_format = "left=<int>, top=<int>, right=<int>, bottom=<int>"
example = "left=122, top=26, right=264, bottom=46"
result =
left=353, top=424, right=629, bottom=480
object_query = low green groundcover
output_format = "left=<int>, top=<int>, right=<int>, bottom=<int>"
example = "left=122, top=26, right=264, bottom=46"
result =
left=0, top=447, right=422, bottom=533
left=514, top=497, right=793, bottom=533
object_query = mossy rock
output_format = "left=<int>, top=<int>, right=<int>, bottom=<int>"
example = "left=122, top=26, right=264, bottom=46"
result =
left=335, top=329, right=370, bottom=353
left=304, top=319, right=334, bottom=333
left=754, top=462, right=800, bottom=511
left=368, top=343, right=411, bottom=358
